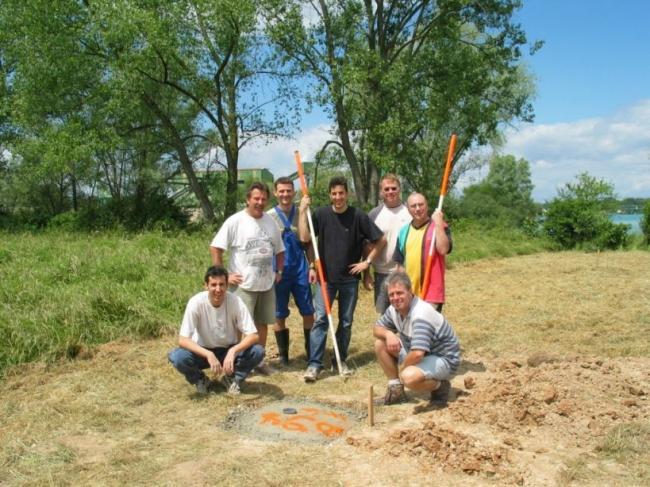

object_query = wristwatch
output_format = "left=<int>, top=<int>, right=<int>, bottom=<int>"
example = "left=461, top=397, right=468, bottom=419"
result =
left=365, top=257, right=372, bottom=265
left=277, top=269, right=283, bottom=275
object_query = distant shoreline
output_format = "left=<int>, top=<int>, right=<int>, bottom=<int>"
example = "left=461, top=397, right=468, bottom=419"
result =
left=609, top=213, right=642, bottom=234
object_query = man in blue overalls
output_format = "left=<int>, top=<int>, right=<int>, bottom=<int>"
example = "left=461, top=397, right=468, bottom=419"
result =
left=268, top=177, right=317, bottom=365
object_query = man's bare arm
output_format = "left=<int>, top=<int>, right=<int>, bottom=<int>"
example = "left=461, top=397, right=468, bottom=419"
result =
left=210, top=246, right=225, bottom=266
left=432, top=210, right=450, bottom=255
left=297, top=195, right=312, bottom=243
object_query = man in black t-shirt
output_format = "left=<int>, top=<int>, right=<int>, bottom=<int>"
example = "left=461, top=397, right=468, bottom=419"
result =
left=298, top=176, right=385, bottom=381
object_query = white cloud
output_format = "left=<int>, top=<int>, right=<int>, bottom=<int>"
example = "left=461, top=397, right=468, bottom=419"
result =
left=503, top=99, right=650, bottom=201
left=239, top=124, right=334, bottom=178
left=238, top=100, right=650, bottom=202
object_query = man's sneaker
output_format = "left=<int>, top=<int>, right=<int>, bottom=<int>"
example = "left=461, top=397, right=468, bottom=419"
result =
left=303, top=366, right=321, bottom=383
left=195, top=377, right=211, bottom=395
left=255, top=362, right=276, bottom=376
left=331, top=360, right=354, bottom=376
left=227, top=380, right=241, bottom=395
left=430, top=379, right=451, bottom=404
left=376, top=383, right=407, bottom=405
left=221, top=375, right=241, bottom=395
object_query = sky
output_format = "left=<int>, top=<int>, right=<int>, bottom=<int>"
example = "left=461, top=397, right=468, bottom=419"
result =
left=240, top=0, right=650, bottom=202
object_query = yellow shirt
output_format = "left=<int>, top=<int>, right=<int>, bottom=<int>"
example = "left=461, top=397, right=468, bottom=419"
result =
left=404, top=224, right=426, bottom=296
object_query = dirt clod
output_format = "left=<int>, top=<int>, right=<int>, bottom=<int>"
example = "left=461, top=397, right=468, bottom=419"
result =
left=557, top=400, right=573, bottom=416
left=540, top=384, right=557, bottom=404
left=527, top=352, right=558, bottom=368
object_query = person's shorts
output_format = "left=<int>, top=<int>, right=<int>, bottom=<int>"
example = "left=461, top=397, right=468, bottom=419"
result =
left=275, top=275, right=314, bottom=319
left=231, top=286, right=276, bottom=325
left=398, top=348, right=453, bottom=381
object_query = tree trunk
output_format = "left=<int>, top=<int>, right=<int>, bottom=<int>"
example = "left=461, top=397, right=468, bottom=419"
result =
left=69, top=173, right=78, bottom=211
left=142, top=94, right=216, bottom=223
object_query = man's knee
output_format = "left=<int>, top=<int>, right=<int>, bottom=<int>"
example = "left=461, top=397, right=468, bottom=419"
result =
left=399, top=366, right=425, bottom=388
left=168, top=348, right=188, bottom=368
left=240, top=344, right=265, bottom=364
left=374, top=338, right=387, bottom=355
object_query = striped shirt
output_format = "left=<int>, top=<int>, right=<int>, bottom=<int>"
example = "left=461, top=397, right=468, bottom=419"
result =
left=377, top=296, right=461, bottom=372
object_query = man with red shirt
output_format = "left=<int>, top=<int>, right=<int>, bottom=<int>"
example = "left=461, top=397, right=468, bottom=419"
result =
left=393, top=192, right=452, bottom=312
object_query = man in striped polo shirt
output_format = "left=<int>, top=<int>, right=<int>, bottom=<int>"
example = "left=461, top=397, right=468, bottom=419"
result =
left=373, top=271, right=461, bottom=406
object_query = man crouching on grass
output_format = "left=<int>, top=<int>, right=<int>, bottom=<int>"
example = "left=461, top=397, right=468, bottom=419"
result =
left=373, top=271, right=460, bottom=406
left=168, top=266, right=264, bottom=395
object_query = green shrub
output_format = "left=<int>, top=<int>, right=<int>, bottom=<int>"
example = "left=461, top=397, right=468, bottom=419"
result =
left=543, top=173, right=628, bottom=250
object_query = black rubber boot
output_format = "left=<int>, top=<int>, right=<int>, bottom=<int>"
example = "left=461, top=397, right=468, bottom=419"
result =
left=303, top=329, right=311, bottom=362
left=275, top=328, right=290, bottom=365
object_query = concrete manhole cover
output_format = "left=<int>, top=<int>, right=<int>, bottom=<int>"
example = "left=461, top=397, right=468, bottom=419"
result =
left=223, top=400, right=358, bottom=443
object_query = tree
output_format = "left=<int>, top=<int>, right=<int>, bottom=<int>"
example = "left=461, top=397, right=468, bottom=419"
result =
left=460, top=154, right=537, bottom=227
left=641, top=200, right=650, bottom=244
left=544, top=173, right=628, bottom=250
left=264, top=0, right=539, bottom=205
left=1, top=0, right=298, bottom=224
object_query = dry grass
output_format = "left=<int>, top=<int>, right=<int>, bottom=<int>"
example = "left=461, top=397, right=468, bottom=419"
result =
left=446, top=250, right=650, bottom=358
left=1, top=250, right=649, bottom=486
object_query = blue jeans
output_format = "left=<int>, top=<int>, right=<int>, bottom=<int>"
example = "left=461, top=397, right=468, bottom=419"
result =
left=309, top=280, right=359, bottom=368
left=373, top=272, right=389, bottom=314
left=168, top=344, right=265, bottom=385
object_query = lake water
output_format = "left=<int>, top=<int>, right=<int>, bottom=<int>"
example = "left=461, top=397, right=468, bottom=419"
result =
left=609, top=213, right=643, bottom=234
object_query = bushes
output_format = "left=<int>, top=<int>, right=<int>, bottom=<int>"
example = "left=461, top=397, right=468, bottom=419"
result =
left=46, top=192, right=189, bottom=231
left=543, top=173, right=629, bottom=250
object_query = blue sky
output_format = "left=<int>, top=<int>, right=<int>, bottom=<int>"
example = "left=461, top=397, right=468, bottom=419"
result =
left=241, top=0, right=650, bottom=202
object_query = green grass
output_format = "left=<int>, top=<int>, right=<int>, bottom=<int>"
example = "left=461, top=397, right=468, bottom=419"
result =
left=0, top=224, right=558, bottom=375
left=447, top=219, right=553, bottom=264
left=0, top=230, right=211, bottom=374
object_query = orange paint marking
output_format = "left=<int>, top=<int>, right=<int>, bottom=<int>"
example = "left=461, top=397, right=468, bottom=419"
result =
left=316, top=422, right=345, bottom=437
left=258, top=406, right=349, bottom=438
left=260, top=412, right=282, bottom=425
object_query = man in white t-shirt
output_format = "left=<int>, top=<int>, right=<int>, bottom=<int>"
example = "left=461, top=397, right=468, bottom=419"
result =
left=364, top=174, right=412, bottom=313
left=210, top=181, right=285, bottom=375
left=168, top=266, right=265, bottom=395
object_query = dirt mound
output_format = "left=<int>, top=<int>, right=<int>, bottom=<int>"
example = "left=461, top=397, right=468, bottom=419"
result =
left=362, top=421, right=511, bottom=474
left=347, top=354, right=649, bottom=484
left=452, top=356, right=647, bottom=437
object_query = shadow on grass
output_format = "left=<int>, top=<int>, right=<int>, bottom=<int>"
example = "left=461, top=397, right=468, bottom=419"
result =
left=345, top=350, right=376, bottom=369
left=411, top=387, right=469, bottom=415
left=188, top=380, right=286, bottom=401
left=455, top=359, right=486, bottom=375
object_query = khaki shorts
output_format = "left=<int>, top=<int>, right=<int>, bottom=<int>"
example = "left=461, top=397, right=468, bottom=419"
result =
left=230, top=285, right=276, bottom=325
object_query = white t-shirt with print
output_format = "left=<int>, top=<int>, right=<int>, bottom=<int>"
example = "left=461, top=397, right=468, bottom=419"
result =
left=369, top=203, right=411, bottom=274
left=179, top=291, right=257, bottom=348
left=211, top=210, right=285, bottom=291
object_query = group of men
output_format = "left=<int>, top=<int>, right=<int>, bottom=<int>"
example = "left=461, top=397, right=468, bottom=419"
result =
left=167, top=174, right=461, bottom=405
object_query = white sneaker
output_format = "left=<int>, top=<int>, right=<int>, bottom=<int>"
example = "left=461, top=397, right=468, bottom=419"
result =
left=331, top=361, right=353, bottom=376
left=303, top=366, right=321, bottom=383
left=340, top=361, right=353, bottom=376
left=227, top=380, right=241, bottom=395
